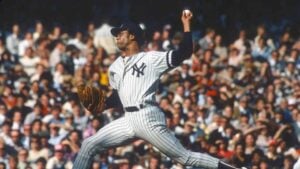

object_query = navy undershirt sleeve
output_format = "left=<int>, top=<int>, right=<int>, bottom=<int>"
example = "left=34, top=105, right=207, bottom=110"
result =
left=105, top=89, right=122, bottom=109
left=169, top=32, right=193, bottom=67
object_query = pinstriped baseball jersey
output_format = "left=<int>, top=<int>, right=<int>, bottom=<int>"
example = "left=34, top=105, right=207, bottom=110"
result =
left=108, top=51, right=173, bottom=107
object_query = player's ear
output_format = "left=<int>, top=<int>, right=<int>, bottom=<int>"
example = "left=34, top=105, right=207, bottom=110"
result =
left=129, top=34, right=135, bottom=40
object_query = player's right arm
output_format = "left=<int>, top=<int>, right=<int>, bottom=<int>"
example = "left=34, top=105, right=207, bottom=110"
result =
left=169, top=10, right=193, bottom=67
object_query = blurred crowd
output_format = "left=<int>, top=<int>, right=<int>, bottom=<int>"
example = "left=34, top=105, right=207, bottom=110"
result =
left=0, top=19, right=300, bottom=169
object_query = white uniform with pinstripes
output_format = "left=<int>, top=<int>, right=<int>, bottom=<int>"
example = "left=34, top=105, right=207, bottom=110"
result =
left=73, top=51, right=220, bottom=169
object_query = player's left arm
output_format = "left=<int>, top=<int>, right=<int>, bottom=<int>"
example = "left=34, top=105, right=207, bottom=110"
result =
left=168, top=10, right=193, bottom=67
left=104, top=89, right=122, bottom=109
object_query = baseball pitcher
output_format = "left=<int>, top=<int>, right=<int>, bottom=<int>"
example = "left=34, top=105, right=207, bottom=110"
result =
left=74, top=11, right=245, bottom=169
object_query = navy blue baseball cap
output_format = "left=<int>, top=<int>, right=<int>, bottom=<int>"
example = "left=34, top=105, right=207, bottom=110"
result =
left=111, top=22, right=144, bottom=44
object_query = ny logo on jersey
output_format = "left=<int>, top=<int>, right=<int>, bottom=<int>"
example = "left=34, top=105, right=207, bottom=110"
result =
left=131, top=62, right=147, bottom=77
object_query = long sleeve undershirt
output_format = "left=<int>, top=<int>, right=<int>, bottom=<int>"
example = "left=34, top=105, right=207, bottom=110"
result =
left=169, top=32, right=193, bottom=67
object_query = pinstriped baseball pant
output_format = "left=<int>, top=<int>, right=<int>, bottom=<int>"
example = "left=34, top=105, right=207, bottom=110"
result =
left=73, top=106, right=219, bottom=169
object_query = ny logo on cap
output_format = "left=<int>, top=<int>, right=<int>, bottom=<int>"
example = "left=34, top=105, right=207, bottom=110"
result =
left=132, top=62, right=146, bottom=77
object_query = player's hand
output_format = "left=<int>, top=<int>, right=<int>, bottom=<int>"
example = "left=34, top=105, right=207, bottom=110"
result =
left=182, top=9, right=193, bottom=23
left=181, top=9, right=193, bottom=32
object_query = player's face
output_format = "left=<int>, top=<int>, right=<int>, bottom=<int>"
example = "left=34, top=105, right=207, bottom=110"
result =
left=115, top=30, right=132, bottom=50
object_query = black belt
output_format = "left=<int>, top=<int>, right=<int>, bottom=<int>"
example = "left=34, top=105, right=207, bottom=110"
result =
left=124, top=105, right=144, bottom=112
left=124, top=102, right=157, bottom=112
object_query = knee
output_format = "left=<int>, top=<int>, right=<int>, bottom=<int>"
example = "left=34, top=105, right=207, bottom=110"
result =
left=81, top=137, right=93, bottom=150
left=174, top=157, right=189, bottom=166
left=171, top=151, right=190, bottom=166
left=81, top=136, right=100, bottom=154
left=81, top=135, right=107, bottom=156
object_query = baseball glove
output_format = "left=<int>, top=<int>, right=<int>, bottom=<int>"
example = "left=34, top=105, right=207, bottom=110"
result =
left=77, top=84, right=106, bottom=113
